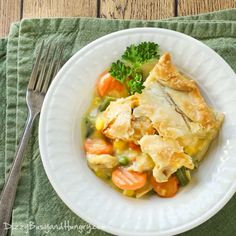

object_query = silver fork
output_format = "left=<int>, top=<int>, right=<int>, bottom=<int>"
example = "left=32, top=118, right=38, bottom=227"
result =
left=0, top=41, right=63, bottom=236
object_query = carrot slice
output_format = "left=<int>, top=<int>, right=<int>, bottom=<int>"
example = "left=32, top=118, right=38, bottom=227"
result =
left=128, top=142, right=141, bottom=152
left=112, top=167, right=147, bottom=190
left=84, top=138, right=113, bottom=155
left=151, top=175, right=179, bottom=198
left=97, top=71, right=125, bottom=97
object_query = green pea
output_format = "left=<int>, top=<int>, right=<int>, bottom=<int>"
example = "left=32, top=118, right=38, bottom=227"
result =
left=118, top=156, right=130, bottom=166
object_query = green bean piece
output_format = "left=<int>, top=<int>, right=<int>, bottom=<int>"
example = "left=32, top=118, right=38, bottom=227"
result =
left=98, top=97, right=115, bottom=112
left=85, top=117, right=95, bottom=138
left=175, top=167, right=189, bottom=186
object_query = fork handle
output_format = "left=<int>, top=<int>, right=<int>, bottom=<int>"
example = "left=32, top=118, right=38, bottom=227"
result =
left=0, top=112, right=37, bottom=236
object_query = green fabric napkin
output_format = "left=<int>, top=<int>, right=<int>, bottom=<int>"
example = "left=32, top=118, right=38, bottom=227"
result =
left=1, top=8, right=236, bottom=236
left=0, top=38, right=7, bottom=191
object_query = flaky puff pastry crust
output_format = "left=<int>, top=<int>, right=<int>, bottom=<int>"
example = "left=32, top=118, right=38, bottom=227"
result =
left=150, top=52, right=220, bottom=128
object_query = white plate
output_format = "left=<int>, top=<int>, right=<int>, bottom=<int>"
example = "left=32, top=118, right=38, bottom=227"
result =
left=39, top=28, right=236, bottom=236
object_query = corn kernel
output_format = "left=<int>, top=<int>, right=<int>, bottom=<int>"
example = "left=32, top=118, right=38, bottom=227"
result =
left=93, top=96, right=101, bottom=106
left=123, top=190, right=135, bottom=197
left=113, top=140, right=127, bottom=151
left=95, top=171, right=105, bottom=178
left=95, top=170, right=108, bottom=179
left=95, top=117, right=104, bottom=131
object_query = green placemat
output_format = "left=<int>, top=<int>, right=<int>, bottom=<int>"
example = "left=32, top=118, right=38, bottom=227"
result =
left=1, top=8, right=236, bottom=236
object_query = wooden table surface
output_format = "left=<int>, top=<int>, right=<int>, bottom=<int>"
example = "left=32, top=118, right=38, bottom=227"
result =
left=0, top=0, right=236, bottom=37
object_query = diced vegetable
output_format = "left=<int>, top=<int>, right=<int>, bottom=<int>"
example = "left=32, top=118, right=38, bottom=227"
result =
left=128, top=142, right=141, bottom=152
left=95, top=170, right=110, bottom=179
left=118, top=156, right=130, bottom=166
left=108, top=179, right=123, bottom=192
left=95, top=116, right=104, bottom=131
left=175, top=167, right=189, bottom=186
left=97, top=71, right=126, bottom=97
left=85, top=117, right=95, bottom=138
left=84, top=138, right=113, bottom=155
left=113, top=140, right=127, bottom=151
left=112, top=167, right=147, bottom=190
left=93, top=96, right=102, bottom=106
left=123, top=189, right=135, bottom=197
left=151, top=175, right=179, bottom=198
left=98, top=96, right=115, bottom=111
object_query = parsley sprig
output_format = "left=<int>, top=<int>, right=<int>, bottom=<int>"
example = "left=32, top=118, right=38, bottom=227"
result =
left=127, top=73, right=144, bottom=95
left=109, top=42, right=160, bottom=95
left=122, top=42, right=160, bottom=68
left=109, top=60, right=132, bottom=83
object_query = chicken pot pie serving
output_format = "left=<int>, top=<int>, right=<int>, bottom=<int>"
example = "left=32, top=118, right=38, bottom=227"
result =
left=83, top=42, right=224, bottom=198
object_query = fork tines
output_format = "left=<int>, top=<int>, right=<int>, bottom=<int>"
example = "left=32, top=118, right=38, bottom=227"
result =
left=28, top=40, right=63, bottom=93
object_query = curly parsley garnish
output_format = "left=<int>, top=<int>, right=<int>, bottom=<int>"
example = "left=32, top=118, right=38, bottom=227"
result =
left=109, top=42, right=160, bottom=94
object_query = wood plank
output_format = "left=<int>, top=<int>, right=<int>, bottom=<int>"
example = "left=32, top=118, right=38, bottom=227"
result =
left=0, top=0, right=21, bottom=37
left=23, top=0, right=97, bottom=18
left=178, top=0, right=236, bottom=16
left=100, top=0, right=175, bottom=20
